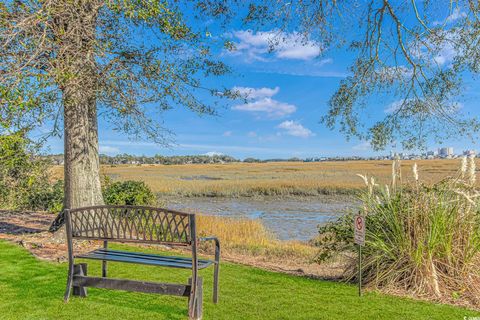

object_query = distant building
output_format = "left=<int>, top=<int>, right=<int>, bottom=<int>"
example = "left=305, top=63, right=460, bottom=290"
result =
left=438, top=147, right=453, bottom=158
left=463, top=150, right=477, bottom=157
left=389, top=151, right=395, bottom=159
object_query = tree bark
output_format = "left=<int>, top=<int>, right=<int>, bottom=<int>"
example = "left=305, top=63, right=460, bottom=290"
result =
left=56, top=0, right=104, bottom=210
left=48, top=0, right=104, bottom=232
left=63, top=91, right=104, bottom=210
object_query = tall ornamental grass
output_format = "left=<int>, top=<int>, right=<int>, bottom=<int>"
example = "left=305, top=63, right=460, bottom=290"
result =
left=317, top=158, right=480, bottom=306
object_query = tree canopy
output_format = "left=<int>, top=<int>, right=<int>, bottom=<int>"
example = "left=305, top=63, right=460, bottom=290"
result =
left=1, top=0, right=479, bottom=150
left=218, top=0, right=480, bottom=150
left=1, top=0, right=234, bottom=143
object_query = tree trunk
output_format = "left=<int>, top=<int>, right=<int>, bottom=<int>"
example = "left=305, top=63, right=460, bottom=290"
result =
left=63, top=92, right=104, bottom=209
left=48, top=0, right=104, bottom=232
left=53, top=0, right=104, bottom=210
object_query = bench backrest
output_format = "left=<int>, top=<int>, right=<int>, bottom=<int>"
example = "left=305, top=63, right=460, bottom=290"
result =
left=66, top=205, right=194, bottom=246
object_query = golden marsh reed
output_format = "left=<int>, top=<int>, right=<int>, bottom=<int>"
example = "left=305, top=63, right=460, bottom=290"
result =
left=47, top=160, right=476, bottom=274
left=51, top=159, right=479, bottom=197
left=195, top=214, right=316, bottom=261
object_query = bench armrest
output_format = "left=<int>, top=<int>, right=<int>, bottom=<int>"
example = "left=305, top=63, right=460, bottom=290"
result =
left=199, top=236, right=219, bottom=243
left=199, top=236, right=220, bottom=264
left=199, top=236, right=221, bottom=303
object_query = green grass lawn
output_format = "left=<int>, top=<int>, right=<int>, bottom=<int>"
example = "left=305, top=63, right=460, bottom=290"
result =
left=0, top=240, right=478, bottom=320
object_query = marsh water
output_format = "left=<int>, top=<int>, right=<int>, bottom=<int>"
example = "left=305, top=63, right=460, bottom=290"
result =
left=165, top=196, right=357, bottom=241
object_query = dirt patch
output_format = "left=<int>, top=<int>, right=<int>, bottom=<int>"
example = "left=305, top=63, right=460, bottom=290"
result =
left=0, top=210, right=98, bottom=262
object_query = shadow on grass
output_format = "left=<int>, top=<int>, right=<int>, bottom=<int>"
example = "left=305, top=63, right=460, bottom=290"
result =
left=0, top=221, right=44, bottom=235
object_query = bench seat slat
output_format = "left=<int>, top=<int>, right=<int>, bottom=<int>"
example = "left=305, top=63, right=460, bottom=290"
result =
left=76, top=249, right=214, bottom=269
left=96, top=248, right=204, bottom=262
left=90, top=249, right=210, bottom=266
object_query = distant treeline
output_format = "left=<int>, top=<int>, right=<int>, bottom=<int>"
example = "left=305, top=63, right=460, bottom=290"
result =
left=101, top=154, right=240, bottom=165
left=42, top=154, right=306, bottom=165
left=44, top=154, right=238, bottom=165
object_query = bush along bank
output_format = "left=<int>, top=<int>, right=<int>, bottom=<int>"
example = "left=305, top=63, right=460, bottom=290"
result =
left=315, top=158, right=480, bottom=308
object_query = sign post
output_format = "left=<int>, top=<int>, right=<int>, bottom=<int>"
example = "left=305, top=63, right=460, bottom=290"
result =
left=354, top=214, right=365, bottom=297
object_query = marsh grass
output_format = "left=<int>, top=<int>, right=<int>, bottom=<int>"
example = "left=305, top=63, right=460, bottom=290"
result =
left=348, top=159, right=480, bottom=307
left=195, top=214, right=316, bottom=261
left=50, top=160, right=480, bottom=198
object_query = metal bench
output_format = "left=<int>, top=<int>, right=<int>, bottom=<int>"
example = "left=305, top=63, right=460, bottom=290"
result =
left=63, top=205, right=220, bottom=320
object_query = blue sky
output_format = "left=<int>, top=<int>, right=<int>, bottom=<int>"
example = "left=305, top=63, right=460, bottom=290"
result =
left=39, top=8, right=480, bottom=160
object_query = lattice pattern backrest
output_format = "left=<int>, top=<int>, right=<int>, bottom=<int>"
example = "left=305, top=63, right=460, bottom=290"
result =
left=68, top=206, right=193, bottom=245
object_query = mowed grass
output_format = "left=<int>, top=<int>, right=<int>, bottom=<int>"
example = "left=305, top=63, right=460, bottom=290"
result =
left=51, top=159, right=479, bottom=197
left=0, top=241, right=478, bottom=320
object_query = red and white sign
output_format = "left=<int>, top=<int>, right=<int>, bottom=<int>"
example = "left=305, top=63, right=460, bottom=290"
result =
left=354, top=215, right=365, bottom=246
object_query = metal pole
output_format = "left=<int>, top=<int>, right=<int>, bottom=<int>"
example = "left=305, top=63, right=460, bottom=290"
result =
left=358, top=244, right=362, bottom=297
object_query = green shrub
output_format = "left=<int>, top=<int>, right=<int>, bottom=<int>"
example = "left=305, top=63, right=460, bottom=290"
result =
left=26, top=180, right=64, bottom=212
left=0, top=131, right=61, bottom=211
left=316, top=159, right=480, bottom=306
left=103, top=180, right=156, bottom=206
left=313, top=212, right=354, bottom=262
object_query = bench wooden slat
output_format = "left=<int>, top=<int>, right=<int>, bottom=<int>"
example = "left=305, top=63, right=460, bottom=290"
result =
left=76, top=249, right=214, bottom=269
left=73, top=275, right=191, bottom=296
left=95, top=248, right=203, bottom=262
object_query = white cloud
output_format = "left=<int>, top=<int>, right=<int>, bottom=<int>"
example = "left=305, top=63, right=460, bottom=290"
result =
left=223, top=131, right=233, bottom=137
left=433, top=42, right=456, bottom=66
left=233, top=86, right=279, bottom=100
left=409, top=27, right=461, bottom=69
left=353, top=141, right=372, bottom=151
left=452, top=101, right=464, bottom=110
left=384, top=99, right=410, bottom=114
left=277, top=121, right=314, bottom=138
left=314, top=58, right=333, bottom=67
left=247, top=131, right=257, bottom=138
left=204, top=151, right=223, bottom=157
left=433, top=7, right=466, bottom=26
left=99, top=145, right=120, bottom=155
left=378, top=66, right=413, bottom=81
left=411, top=29, right=460, bottom=67
left=233, top=98, right=296, bottom=118
left=446, top=8, right=466, bottom=23
left=232, top=86, right=296, bottom=118
left=229, top=30, right=322, bottom=61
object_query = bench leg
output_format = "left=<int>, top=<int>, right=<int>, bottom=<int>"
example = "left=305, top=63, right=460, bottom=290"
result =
left=102, top=260, right=107, bottom=278
left=196, top=278, right=203, bottom=319
left=188, top=277, right=203, bottom=320
left=213, top=262, right=219, bottom=304
left=73, top=263, right=88, bottom=297
left=64, top=259, right=74, bottom=302
left=102, top=240, right=108, bottom=278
